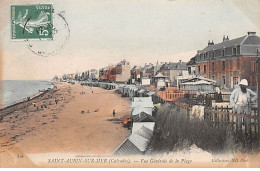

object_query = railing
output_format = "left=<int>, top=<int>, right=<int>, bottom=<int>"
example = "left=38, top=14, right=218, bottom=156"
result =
left=204, top=106, right=259, bottom=141
left=174, top=102, right=259, bottom=146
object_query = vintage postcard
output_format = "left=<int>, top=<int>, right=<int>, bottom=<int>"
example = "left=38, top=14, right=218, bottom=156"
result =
left=0, top=0, right=259, bottom=168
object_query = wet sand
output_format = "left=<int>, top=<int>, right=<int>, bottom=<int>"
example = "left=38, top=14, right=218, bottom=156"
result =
left=0, top=82, right=130, bottom=167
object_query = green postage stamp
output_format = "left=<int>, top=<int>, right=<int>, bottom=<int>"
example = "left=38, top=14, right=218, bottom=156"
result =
left=11, top=4, right=53, bottom=40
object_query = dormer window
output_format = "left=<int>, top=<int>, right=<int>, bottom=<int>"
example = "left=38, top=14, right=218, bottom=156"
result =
left=222, top=49, right=225, bottom=56
left=233, top=47, right=237, bottom=55
left=212, top=51, right=215, bottom=58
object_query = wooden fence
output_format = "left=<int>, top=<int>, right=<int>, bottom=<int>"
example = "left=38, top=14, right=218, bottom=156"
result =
left=204, top=106, right=259, bottom=141
left=174, top=102, right=259, bottom=146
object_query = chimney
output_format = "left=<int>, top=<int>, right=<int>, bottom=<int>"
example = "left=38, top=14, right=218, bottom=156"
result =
left=223, top=35, right=229, bottom=42
left=208, top=40, right=214, bottom=46
left=248, top=32, right=256, bottom=36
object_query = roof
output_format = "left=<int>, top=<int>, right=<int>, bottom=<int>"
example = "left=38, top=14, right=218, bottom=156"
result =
left=187, top=57, right=196, bottom=66
left=242, top=34, right=260, bottom=45
left=132, top=105, right=152, bottom=116
left=169, top=62, right=187, bottom=70
left=181, top=76, right=217, bottom=84
left=201, top=34, right=260, bottom=53
left=132, top=122, right=155, bottom=133
left=128, top=134, right=150, bottom=152
left=114, top=139, right=143, bottom=155
left=114, top=122, right=155, bottom=155
left=181, top=80, right=212, bottom=85
left=131, top=101, right=154, bottom=109
left=154, top=73, right=167, bottom=78
left=201, top=36, right=247, bottom=52
left=117, top=59, right=130, bottom=66
left=132, top=112, right=155, bottom=122
left=133, top=97, right=152, bottom=102
left=134, top=126, right=154, bottom=140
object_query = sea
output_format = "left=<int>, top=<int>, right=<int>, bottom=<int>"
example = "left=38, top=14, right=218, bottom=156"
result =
left=0, top=80, right=53, bottom=109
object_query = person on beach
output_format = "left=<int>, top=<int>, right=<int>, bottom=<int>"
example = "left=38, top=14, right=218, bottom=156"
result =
left=55, top=99, right=59, bottom=105
left=113, top=109, right=116, bottom=117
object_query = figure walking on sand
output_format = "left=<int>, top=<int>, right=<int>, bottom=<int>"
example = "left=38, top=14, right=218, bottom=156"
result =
left=113, top=109, right=116, bottom=117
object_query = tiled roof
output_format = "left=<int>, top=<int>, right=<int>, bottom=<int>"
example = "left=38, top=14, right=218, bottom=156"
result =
left=201, top=34, right=260, bottom=53
left=242, top=35, right=260, bottom=45
left=187, top=59, right=196, bottom=66
left=201, top=36, right=247, bottom=52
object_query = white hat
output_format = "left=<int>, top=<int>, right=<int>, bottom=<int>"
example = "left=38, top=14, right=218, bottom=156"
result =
left=239, top=79, right=248, bottom=86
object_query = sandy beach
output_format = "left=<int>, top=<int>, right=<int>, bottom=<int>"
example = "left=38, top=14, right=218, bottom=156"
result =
left=0, top=82, right=130, bottom=167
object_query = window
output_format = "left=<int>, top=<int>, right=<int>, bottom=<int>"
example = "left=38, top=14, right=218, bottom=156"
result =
left=223, top=76, right=226, bottom=85
left=233, top=48, right=237, bottom=55
left=203, top=54, right=206, bottom=60
left=204, top=65, right=206, bottom=73
left=198, top=66, right=201, bottom=73
left=188, top=67, right=191, bottom=75
left=212, top=62, right=215, bottom=72
left=222, top=61, right=225, bottom=71
left=233, top=77, right=238, bottom=85
left=206, top=52, right=208, bottom=58
left=222, top=49, right=225, bottom=56
left=251, top=61, right=256, bottom=72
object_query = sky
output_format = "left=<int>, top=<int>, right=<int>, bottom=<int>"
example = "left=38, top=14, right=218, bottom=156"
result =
left=1, top=0, right=260, bottom=80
